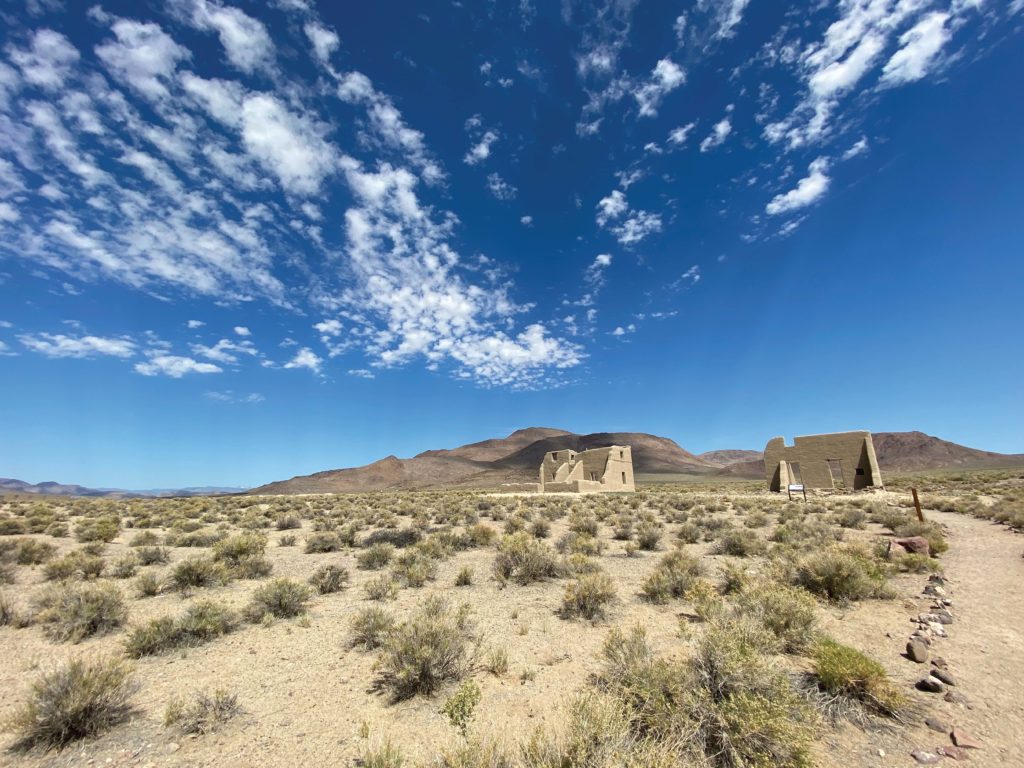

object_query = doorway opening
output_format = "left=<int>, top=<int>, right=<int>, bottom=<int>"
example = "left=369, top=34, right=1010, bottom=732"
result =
left=826, top=459, right=846, bottom=490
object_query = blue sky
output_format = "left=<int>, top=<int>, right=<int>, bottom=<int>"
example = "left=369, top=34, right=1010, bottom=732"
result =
left=0, top=0, right=1022, bottom=489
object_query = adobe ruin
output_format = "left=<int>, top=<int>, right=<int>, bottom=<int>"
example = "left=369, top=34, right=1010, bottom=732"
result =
left=764, top=431, right=882, bottom=492
left=538, top=445, right=635, bottom=493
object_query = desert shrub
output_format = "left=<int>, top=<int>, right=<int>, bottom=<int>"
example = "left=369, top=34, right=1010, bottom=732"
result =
left=556, top=531, right=605, bottom=556
left=640, top=549, right=703, bottom=604
left=278, top=534, right=296, bottom=547
left=743, top=511, right=770, bottom=529
left=869, top=505, right=910, bottom=532
left=1, top=591, right=28, bottom=627
left=634, top=522, right=663, bottom=551
left=125, top=600, right=237, bottom=657
left=35, top=582, right=127, bottom=643
left=376, top=596, right=477, bottom=700
left=530, top=518, right=551, bottom=539
left=304, top=532, right=342, bottom=553
left=464, top=523, right=496, bottom=547
left=16, top=538, right=56, bottom=565
left=686, top=579, right=726, bottom=621
left=110, top=555, right=138, bottom=579
left=363, top=527, right=422, bottom=549
left=485, top=645, right=509, bottom=676
left=736, top=582, right=818, bottom=653
left=134, top=571, right=162, bottom=598
left=835, top=507, right=866, bottom=529
left=168, top=529, right=224, bottom=548
left=720, top=562, right=749, bottom=595
left=441, top=680, right=481, bottom=738
left=493, top=533, right=565, bottom=585
left=164, top=688, right=240, bottom=735
left=358, top=543, right=395, bottom=570
left=893, top=520, right=948, bottom=556
left=392, top=550, right=437, bottom=587
left=561, top=571, right=616, bottom=621
left=213, top=533, right=272, bottom=578
left=716, top=529, right=767, bottom=557
left=808, top=638, right=906, bottom=719
left=276, top=515, right=301, bottom=530
left=44, top=551, right=105, bottom=581
left=455, top=566, right=473, bottom=586
left=350, top=606, right=396, bottom=650
left=887, top=552, right=940, bottom=574
left=45, top=522, right=69, bottom=538
left=793, top=547, right=887, bottom=602
left=244, top=578, right=311, bottom=622
left=677, top=522, right=702, bottom=544
left=309, top=564, right=349, bottom=594
left=0, top=518, right=27, bottom=535
left=129, top=530, right=160, bottom=547
left=169, top=556, right=231, bottom=592
left=135, top=546, right=169, bottom=565
left=75, top=516, right=120, bottom=543
left=7, top=657, right=135, bottom=749
left=362, top=742, right=404, bottom=768
left=568, top=512, right=599, bottom=537
left=365, top=574, right=399, bottom=601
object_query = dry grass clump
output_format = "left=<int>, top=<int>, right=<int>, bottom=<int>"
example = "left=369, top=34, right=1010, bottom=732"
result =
left=376, top=596, right=477, bottom=700
left=494, top=533, right=566, bottom=585
left=34, top=581, right=127, bottom=643
left=792, top=547, right=889, bottom=602
left=640, top=549, right=704, bottom=604
left=805, top=638, right=907, bottom=722
left=6, top=657, right=136, bottom=750
left=308, top=563, right=349, bottom=594
left=365, top=573, right=399, bottom=601
left=350, top=606, right=396, bottom=650
left=244, top=578, right=311, bottom=622
left=560, top=571, right=617, bottom=621
left=164, top=689, right=240, bottom=735
left=362, top=741, right=405, bottom=768
left=125, top=599, right=238, bottom=657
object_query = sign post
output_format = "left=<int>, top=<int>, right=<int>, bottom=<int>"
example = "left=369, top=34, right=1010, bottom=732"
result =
left=911, top=488, right=925, bottom=522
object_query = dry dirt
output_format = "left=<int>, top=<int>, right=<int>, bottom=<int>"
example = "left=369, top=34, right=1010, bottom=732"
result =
left=0, top=487, right=1021, bottom=768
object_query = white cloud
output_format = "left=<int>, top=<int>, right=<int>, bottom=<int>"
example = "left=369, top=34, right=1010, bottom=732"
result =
left=178, top=0, right=276, bottom=74
left=668, top=122, right=696, bottom=145
left=192, top=337, right=257, bottom=364
left=0, top=202, right=20, bottom=223
left=233, top=326, right=251, bottom=336
left=699, top=0, right=751, bottom=40
left=95, top=18, right=190, bottom=102
left=304, top=22, right=340, bottom=65
left=611, top=323, right=636, bottom=337
left=283, top=346, right=323, bottom=374
left=700, top=115, right=732, bottom=152
left=187, top=320, right=205, bottom=329
left=595, top=190, right=628, bottom=226
left=841, top=136, right=869, bottom=160
left=204, top=390, right=264, bottom=403
left=348, top=368, right=375, bottom=379
left=7, top=29, right=80, bottom=90
left=633, top=58, right=685, bottom=117
left=520, top=215, right=533, bottom=226
left=464, top=130, right=498, bottom=165
left=880, top=12, right=952, bottom=87
left=584, top=253, right=612, bottom=287
left=612, top=211, right=662, bottom=245
left=19, top=332, right=137, bottom=358
left=135, top=354, right=222, bottom=377
left=486, top=172, right=517, bottom=200
left=766, top=157, right=830, bottom=215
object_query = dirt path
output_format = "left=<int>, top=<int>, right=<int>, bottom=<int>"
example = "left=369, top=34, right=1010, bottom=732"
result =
left=921, top=510, right=1024, bottom=765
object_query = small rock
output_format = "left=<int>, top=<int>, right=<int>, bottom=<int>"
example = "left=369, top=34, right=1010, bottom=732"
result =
left=919, top=613, right=941, bottom=623
left=906, top=639, right=929, bottom=663
left=910, top=749, right=942, bottom=764
left=877, top=748, right=886, bottom=757
left=937, top=746, right=967, bottom=760
left=941, top=598, right=953, bottom=606
left=924, top=717, right=950, bottom=733
left=934, top=610, right=954, bottom=625
left=916, top=677, right=946, bottom=693
left=167, top=743, right=180, bottom=754
left=932, top=668, right=956, bottom=686
left=951, top=727, right=982, bottom=749
left=891, top=536, right=931, bottom=556
left=944, top=691, right=971, bottom=708
left=928, top=623, right=948, bottom=638
left=931, top=657, right=948, bottom=670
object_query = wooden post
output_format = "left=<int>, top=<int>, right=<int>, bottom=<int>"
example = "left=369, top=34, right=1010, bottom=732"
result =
left=911, top=488, right=925, bottom=522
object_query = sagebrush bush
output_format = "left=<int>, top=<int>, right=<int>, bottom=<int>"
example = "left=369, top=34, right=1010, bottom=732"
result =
left=455, top=566, right=473, bottom=586
left=304, top=532, right=342, bottom=554
left=561, top=572, right=616, bottom=621
left=135, top=546, right=169, bottom=566
left=736, top=582, right=818, bottom=653
left=44, top=551, right=105, bottom=581
left=793, top=547, right=887, bottom=602
left=365, top=574, right=399, bottom=601
left=244, top=578, right=311, bottom=622
left=213, top=533, right=272, bottom=578
left=75, top=516, right=120, bottom=543
left=15, top=538, right=56, bottom=565
left=640, top=548, right=704, bottom=604
left=350, top=606, right=396, bottom=650
left=308, top=564, right=349, bottom=594
left=358, top=543, right=395, bottom=570
left=376, top=596, right=476, bottom=700
left=134, top=571, right=162, bottom=597
left=809, top=638, right=906, bottom=719
left=634, top=522, right=663, bottom=551
left=35, top=582, right=127, bottom=643
left=169, top=556, right=232, bottom=592
left=716, top=529, right=767, bottom=557
left=494, top=533, right=565, bottom=585
left=391, top=550, right=437, bottom=587
left=893, top=520, right=949, bottom=556
left=164, top=688, right=240, bottom=735
left=7, top=657, right=136, bottom=749
left=126, top=600, right=237, bottom=657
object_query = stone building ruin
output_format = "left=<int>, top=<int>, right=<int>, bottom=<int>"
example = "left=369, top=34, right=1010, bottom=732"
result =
left=764, top=431, right=882, bottom=492
left=538, top=445, right=635, bottom=493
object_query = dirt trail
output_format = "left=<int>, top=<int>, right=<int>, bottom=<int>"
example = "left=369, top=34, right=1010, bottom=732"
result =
left=922, top=510, right=1024, bottom=765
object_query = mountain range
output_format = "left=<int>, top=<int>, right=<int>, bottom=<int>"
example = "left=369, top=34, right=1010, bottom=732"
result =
left=4, top=429, right=1020, bottom=498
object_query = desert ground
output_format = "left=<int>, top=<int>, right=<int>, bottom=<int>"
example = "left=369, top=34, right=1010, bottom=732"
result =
left=1, top=470, right=1022, bottom=767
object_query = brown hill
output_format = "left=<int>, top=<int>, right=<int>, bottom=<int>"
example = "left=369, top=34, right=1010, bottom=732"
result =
left=872, top=431, right=1024, bottom=471
left=416, top=427, right=572, bottom=462
left=698, top=449, right=763, bottom=467
left=494, top=432, right=716, bottom=474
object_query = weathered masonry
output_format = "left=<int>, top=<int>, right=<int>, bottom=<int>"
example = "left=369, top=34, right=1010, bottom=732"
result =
left=764, top=431, right=883, bottom=492
left=539, top=445, right=635, bottom=493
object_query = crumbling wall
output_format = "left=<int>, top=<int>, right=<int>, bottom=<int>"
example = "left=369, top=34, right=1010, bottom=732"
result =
left=539, top=445, right=635, bottom=493
left=764, top=431, right=882, bottom=492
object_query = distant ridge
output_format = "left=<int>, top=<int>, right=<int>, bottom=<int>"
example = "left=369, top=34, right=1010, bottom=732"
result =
left=249, top=428, right=1023, bottom=495
left=0, top=478, right=246, bottom=498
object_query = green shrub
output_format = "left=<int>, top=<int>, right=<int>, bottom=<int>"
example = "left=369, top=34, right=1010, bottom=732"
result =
left=793, top=547, right=887, bottom=602
left=276, top=515, right=301, bottom=530
left=244, top=578, right=311, bottom=622
left=835, top=507, right=866, bottom=529
left=557, top=531, right=605, bottom=556
left=530, top=518, right=551, bottom=539
left=365, top=574, right=399, bottom=601
left=455, top=566, right=473, bottom=586
left=304, top=531, right=342, bottom=553
left=350, top=606, right=396, bottom=650
left=164, top=688, right=240, bottom=735
left=125, top=600, right=237, bottom=657
left=134, top=571, right=162, bottom=598
left=358, top=543, right=395, bottom=570
left=677, top=522, right=702, bottom=544
left=35, top=582, right=127, bottom=643
left=441, top=679, right=480, bottom=738
left=44, top=551, right=105, bottom=581
left=640, top=549, right=704, bottom=604
left=7, top=657, right=135, bottom=749
left=809, top=638, right=906, bottom=719
left=213, top=533, right=272, bottom=578
left=110, top=555, right=138, bottom=579
left=75, top=516, right=120, bottom=543
left=736, top=582, right=818, bottom=653
left=716, top=529, right=767, bottom=557
left=309, top=564, right=349, bottom=594
left=561, top=572, right=616, bottom=621
left=493, top=533, right=565, bottom=585
left=135, top=546, right=169, bottom=565
left=129, top=530, right=160, bottom=547
left=16, top=538, right=56, bottom=565
left=376, top=597, right=476, bottom=700
left=392, top=550, right=437, bottom=587
left=169, top=556, right=231, bottom=592
left=634, top=522, right=663, bottom=551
